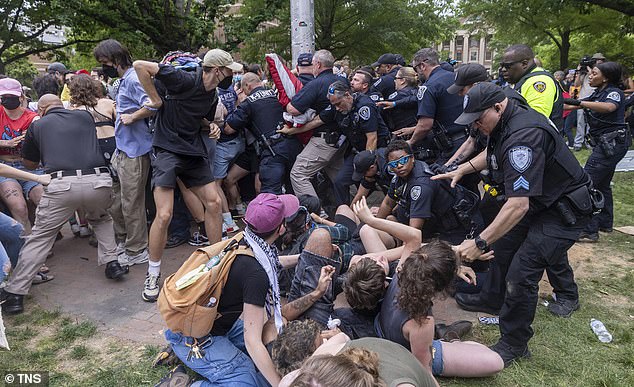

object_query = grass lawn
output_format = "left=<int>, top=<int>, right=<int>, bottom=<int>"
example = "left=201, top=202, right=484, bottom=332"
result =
left=1, top=149, right=633, bottom=386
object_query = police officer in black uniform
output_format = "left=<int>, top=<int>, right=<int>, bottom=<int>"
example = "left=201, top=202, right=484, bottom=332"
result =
left=395, top=48, right=468, bottom=166
left=225, top=73, right=303, bottom=194
left=435, top=83, right=596, bottom=366
left=376, top=66, right=419, bottom=133
left=376, top=140, right=481, bottom=243
left=564, top=61, right=631, bottom=242
left=350, top=70, right=383, bottom=102
left=320, top=81, right=390, bottom=205
left=350, top=148, right=391, bottom=204
left=371, top=53, right=403, bottom=100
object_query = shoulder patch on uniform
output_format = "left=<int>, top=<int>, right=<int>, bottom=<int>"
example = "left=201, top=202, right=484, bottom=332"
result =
left=324, top=105, right=332, bottom=111
left=370, top=94, right=380, bottom=102
left=388, top=91, right=398, bottom=100
left=373, top=78, right=382, bottom=87
left=533, top=81, right=546, bottom=93
left=358, top=106, right=371, bottom=120
left=417, top=86, right=427, bottom=100
left=410, top=185, right=422, bottom=201
left=607, top=91, right=621, bottom=103
left=509, top=146, right=532, bottom=173
left=513, top=176, right=530, bottom=191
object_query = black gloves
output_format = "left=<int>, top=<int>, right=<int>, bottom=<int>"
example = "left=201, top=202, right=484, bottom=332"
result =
left=563, top=98, right=581, bottom=106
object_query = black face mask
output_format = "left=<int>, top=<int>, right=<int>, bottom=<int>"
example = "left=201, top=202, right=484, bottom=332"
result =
left=102, top=64, right=119, bottom=79
left=1, top=96, right=21, bottom=110
left=217, top=73, right=233, bottom=90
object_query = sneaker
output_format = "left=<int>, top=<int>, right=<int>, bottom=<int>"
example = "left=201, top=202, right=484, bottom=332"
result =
left=435, top=320, right=473, bottom=341
left=224, top=222, right=240, bottom=234
left=165, top=235, right=188, bottom=249
left=188, top=231, right=210, bottom=247
left=79, top=225, right=92, bottom=238
left=154, top=365, right=190, bottom=387
left=490, top=340, right=531, bottom=368
left=70, top=223, right=81, bottom=237
left=232, top=203, right=246, bottom=219
left=599, top=227, right=613, bottom=233
left=547, top=298, right=580, bottom=318
left=142, top=273, right=161, bottom=302
left=319, top=208, right=329, bottom=220
left=105, top=261, right=127, bottom=280
left=578, top=232, right=599, bottom=243
left=152, top=345, right=179, bottom=368
left=119, top=249, right=150, bottom=266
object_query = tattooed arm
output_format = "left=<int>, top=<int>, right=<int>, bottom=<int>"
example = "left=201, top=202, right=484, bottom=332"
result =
left=282, top=265, right=335, bottom=321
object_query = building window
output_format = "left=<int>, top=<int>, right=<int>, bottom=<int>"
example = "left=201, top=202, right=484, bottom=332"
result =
left=443, top=40, right=451, bottom=51
left=470, top=39, right=479, bottom=48
left=455, top=51, right=463, bottom=62
left=485, top=50, right=493, bottom=61
left=470, top=50, right=478, bottom=62
left=456, top=36, right=464, bottom=48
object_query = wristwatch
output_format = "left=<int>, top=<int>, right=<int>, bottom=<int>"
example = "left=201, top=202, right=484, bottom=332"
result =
left=474, top=235, right=489, bottom=253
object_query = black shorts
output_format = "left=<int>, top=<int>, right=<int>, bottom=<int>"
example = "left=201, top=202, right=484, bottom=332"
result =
left=151, top=147, right=214, bottom=189
left=334, top=214, right=358, bottom=236
left=233, top=144, right=260, bottom=173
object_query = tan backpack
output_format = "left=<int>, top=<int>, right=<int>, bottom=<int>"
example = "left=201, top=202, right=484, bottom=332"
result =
left=157, top=232, right=253, bottom=338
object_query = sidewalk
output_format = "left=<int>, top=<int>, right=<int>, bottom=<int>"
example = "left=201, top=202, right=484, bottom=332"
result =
left=29, top=225, right=479, bottom=346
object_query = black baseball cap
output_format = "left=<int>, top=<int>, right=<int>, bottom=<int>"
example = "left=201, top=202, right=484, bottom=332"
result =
left=447, top=63, right=488, bottom=94
left=455, top=82, right=506, bottom=125
left=47, top=62, right=69, bottom=74
left=372, top=54, right=398, bottom=68
left=352, top=150, right=377, bottom=181
left=297, top=53, right=313, bottom=67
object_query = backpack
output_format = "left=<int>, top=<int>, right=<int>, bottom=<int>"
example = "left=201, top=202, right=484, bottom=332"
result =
left=157, top=233, right=253, bottom=338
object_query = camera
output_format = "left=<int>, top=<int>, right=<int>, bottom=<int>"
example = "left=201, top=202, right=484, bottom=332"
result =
left=579, top=55, right=595, bottom=73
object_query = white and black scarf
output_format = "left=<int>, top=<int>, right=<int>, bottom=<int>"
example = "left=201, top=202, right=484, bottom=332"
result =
left=243, top=226, right=284, bottom=333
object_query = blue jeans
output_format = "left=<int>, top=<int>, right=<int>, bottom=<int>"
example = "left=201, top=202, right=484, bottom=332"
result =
left=563, top=113, right=576, bottom=147
left=166, top=319, right=266, bottom=386
left=0, top=212, right=24, bottom=266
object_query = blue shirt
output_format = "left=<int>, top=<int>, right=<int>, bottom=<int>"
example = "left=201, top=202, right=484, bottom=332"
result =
left=115, top=68, right=153, bottom=158
left=416, top=66, right=467, bottom=136
left=290, top=69, right=343, bottom=114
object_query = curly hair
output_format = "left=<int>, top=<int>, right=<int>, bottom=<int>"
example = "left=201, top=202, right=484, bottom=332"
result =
left=32, top=74, right=60, bottom=97
left=271, top=320, right=321, bottom=376
left=290, top=349, right=385, bottom=387
left=344, top=257, right=386, bottom=311
left=386, top=139, right=412, bottom=158
left=397, top=240, right=457, bottom=322
left=68, top=74, right=101, bottom=107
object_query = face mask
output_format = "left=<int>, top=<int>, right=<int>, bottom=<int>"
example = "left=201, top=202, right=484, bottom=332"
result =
left=217, top=73, right=233, bottom=89
left=1, top=96, right=21, bottom=110
left=102, top=64, right=119, bottom=79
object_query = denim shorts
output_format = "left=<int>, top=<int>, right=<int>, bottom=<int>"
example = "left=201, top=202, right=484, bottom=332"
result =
left=213, top=138, right=245, bottom=179
left=431, top=339, right=444, bottom=376
left=0, top=161, right=43, bottom=197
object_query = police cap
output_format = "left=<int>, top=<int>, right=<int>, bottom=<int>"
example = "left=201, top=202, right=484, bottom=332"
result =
left=447, top=63, right=488, bottom=94
left=352, top=150, right=377, bottom=181
left=455, top=82, right=506, bottom=125
left=372, top=53, right=399, bottom=68
left=297, top=53, right=313, bottom=67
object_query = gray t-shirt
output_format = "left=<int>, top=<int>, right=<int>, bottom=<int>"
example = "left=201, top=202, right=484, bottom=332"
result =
left=22, top=107, right=106, bottom=173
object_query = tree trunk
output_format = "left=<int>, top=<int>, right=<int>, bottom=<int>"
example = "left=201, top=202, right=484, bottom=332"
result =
left=559, top=29, right=571, bottom=70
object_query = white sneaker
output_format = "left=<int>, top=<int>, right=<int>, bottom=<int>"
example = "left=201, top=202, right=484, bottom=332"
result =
left=142, top=273, right=161, bottom=302
left=79, top=226, right=92, bottom=238
left=70, top=223, right=81, bottom=236
left=224, top=222, right=240, bottom=234
left=119, top=249, right=150, bottom=266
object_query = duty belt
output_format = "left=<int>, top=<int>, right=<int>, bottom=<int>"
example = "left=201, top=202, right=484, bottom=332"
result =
left=49, top=167, right=110, bottom=178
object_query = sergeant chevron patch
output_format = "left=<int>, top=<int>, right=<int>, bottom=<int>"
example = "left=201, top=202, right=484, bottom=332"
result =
left=513, top=176, right=530, bottom=191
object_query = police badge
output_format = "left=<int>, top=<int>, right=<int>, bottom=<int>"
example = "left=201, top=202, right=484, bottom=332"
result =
left=417, top=86, right=427, bottom=100
left=533, top=81, right=546, bottom=93
left=358, top=106, right=371, bottom=121
left=509, top=146, right=532, bottom=173
left=607, top=91, right=621, bottom=103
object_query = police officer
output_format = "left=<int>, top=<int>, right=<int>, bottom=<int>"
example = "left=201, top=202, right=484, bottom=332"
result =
left=376, top=140, right=481, bottom=243
left=371, top=53, right=403, bottom=99
left=395, top=48, right=468, bottom=166
left=350, top=148, right=391, bottom=204
left=564, top=61, right=631, bottom=242
left=435, top=83, right=595, bottom=366
left=350, top=70, right=383, bottom=102
left=375, top=66, right=419, bottom=133
left=321, top=81, right=390, bottom=205
left=500, top=44, right=563, bottom=130
left=0, top=95, right=127, bottom=315
left=226, top=73, right=303, bottom=194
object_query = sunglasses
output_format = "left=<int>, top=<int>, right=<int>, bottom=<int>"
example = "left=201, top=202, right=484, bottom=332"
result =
left=500, top=60, right=521, bottom=69
left=387, top=154, right=412, bottom=169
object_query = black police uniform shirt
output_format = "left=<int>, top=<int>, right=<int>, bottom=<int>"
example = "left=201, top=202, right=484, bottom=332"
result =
left=320, top=93, right=389, bottom=151
left=582, top=86, right=625, bottom=136
left=22, top=108, right=106, bottom=173
left=298, top=73, right=315, bottom=86
left=360, top=148, right=392, bottom=193
left=386, top=160, right=454, bottom=224
left=290, top=69, right=342, bottom=115
left=152, top=65, right=217, bottom=157
left=384, top=86, right=418, bottom=131
left=372, top=67, right=400, bottom=100
left=486, top=99, right=588, bottom=219
left=416, top=66, right=467, bottom=136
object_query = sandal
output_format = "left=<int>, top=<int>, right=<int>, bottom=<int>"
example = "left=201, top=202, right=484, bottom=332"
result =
left=32, top=272, right=55, bottom=285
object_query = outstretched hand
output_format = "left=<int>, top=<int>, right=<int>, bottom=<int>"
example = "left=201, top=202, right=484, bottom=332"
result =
left=352, top=196, right=374, bottom=224
left=430, top=168, right=464, bottom=188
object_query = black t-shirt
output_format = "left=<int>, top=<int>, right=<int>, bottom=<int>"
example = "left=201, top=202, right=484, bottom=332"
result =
left=416, top=66, right=467, bottom=136
left=22, top=108, right=106, bottom=172
left=153, top=65, right=218, bottom=157
left=210, top=254, right=270, bottom=336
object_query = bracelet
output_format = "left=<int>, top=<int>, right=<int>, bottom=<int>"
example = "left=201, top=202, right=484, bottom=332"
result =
left=468, top=160, right=477, bottom=172
left=392, top=102, right=396, bottom=108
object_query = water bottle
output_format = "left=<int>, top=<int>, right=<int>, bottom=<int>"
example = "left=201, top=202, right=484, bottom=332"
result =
left=590, top=319, right=613, bottom=343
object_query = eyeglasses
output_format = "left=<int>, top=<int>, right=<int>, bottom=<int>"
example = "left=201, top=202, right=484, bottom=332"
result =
left=500, top=60, right=521, bottom=69
left=387, top=154, right=412, bottom=169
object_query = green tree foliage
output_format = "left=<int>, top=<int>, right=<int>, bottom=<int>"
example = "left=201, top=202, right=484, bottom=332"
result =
left=460, top=0, right=626, bottom=70
left=221, top=0, right=456, bottom=67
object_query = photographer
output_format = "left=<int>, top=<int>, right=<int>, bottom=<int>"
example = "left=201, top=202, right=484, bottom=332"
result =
left=565, top=61, right=631, bottom=242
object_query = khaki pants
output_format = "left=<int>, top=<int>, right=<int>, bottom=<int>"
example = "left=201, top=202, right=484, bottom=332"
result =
left=290, top=137, right=345, bottom=198
left=110, top=150, right=150, bottom=255
left=6, top=172, right=117, bottom=295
